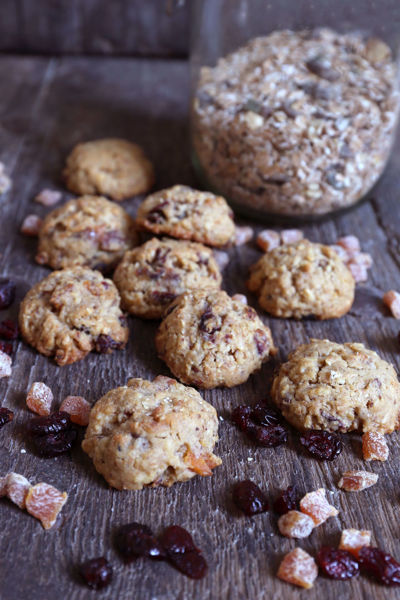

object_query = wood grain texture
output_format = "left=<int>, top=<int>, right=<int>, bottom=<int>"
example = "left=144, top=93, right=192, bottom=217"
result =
left=1, top=55, right=400, bottom=599
left=0, top=0, right=189, bottom=57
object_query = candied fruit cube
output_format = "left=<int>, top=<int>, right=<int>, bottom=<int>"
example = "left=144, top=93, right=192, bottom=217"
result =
left=337, top=235, right=360, bottom=254
left=330, top=244, right=350, bottom=262
left=339, top=528, right=371, bottom=557
left=213, top=250, right=229, bottom=270
left=383, top=290, right=400, bottom=319
left=60, top=395, right=91, bottom=426
left=299, top=488, right=338, bottom=526
left=0, top=350, right=12, bottom=378
left=281, top=229, right=304, bottom=245
left=256, top=230, right=280, bottom=252
left=25, top=482, right=68, bottom=529
left=20, top=214, right=43, bottom=236
left=278, top=510, right=314, bottom=538
left=338, top=470, right=378, bottom=492
left=232, top=294, right=248, bottom=305
left=3, top=472, right=31, bottom=508
left=34, top=189, right=62, bottom=206
left=277, top=547, right=318, bottom=589
left=26, top=382, right=54, bottom=416
left=362, top=431, right=389, bottom=462
left=349, top=252, right=373, bottom=269
left=235, top=226, right=253, bottom=246
left=349, top=262, right=368, bottom=283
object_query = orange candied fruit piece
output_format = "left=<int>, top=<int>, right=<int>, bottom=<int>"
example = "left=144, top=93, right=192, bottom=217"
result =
left=256, top=229, right=281, bottom=252
left=60, top=395, right=91, bottom=426
left=339, top=528, right=371, bottom=558
left=25, top=482, right=68, bottom=529
left=26, top=382, right=53, bottom=416
left=3, top=472, right=31, bottom=509
left=277, top=547, right=318, bottom=589
left=362, top=431, right=389, bottom=462
left=338, top=470, right=378, bottom=492
left=299, top=488, right=338, bottom=526
left=278, top=510, right=314, bottom=539
left=184, top=449, right=221, bottom=476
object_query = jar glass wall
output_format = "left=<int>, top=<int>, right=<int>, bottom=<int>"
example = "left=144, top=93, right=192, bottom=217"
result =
left=190, top=0, right=400, bottom=221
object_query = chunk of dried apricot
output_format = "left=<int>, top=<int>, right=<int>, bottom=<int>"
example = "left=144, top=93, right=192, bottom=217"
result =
left=3, top=472, right=31, bottom=508
left=277, top=547, right=318, bottom=589
left=299, top=488, right=338, bottom=526
left=278, top=510, right=314, bottom=538
left=26, top=382, right=53, bottom=416
left=339, top=528, right=371, bottom=558
left=25, top=482, right=68, bottom=529
left=338, top=470, right=378, bottom=492
left=362, top=431, right=389, bottom=462
left=59, top=395, right=91, bottom=426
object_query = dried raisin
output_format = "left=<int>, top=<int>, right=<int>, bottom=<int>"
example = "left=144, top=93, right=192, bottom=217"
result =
left=0, top=407, right=13, bottom=428
left=317, top=547, right=359, bottom=580
left=300, top=429, right=343, bottom=461
left=232, top=480, right=269, bottom=515
left=358, top=546, right=400, bottom=586
left=273, top=485, right=298, bottom=515
left=80, top=557, right=113, bottom=590
left=116, top=522, right=165, bottom=560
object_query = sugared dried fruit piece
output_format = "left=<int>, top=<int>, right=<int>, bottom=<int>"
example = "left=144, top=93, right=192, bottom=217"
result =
left=232, top=294, right=247, bottom=305
left=383, top=290, right=400, bottom=318
left=80, top=557, right=113, bottom=590
left=1, top=472, right=31, bottom=508
left=0, top=351, right=12, bottom=378
left=277, top=547, right=318, bottom=589
left=213, top=250, right=229, bottom=270
left=273, top=485, right=298, bottom=515
left=317, top=547, right=359, bottom=580
left=278, top=510, right=315, bottom=539
left=232, top=480, right=269, bottom=516
left=160, top=525, right=208, bottom=579
left=256, top=229, right=280, bottom=252
left=20, top=214, right=43, bottom=236
left=338, top=470, right=378, bottom=492
left=281, top=229, right=304, bottom=245
left=0, top=279, right=15, bottom=310
left=34, top=189, right=62, bottom=206
left=116, top=522, right=165, bottom=560
left=337, top=235, right=361, bottom=254
left=349, top=262, right=368, bottom=283
left=300, top=430, right=343, bottom=461
left=59, top=396, right=91, bottom=426
left=358, top=546, right=400, bottom=586
left=26, top=382, right=54, bottom=416
left=362, top=431, right=389, bottom=462
left=299, top=488, right=338, bottom=526
left=0, top=319, right=18, bottom=340
left=25, top=482, right=68, bottom=529
left=0, top=407, right=14, bottom=428
left=235, top=225, right=253, bottom=246
left=339, top=529, right=371, bottom=558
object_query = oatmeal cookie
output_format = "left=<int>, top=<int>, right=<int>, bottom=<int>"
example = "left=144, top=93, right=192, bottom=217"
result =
left=19, top=267, right=128, bottom=365
left=36, top=195, right=138, bottom=271
left=156, top=290, right=276, bottom=388
left=81, top=375, right=222, bottom=490
left=247, top=239, right=355, bottom=319
left=272, top=339, right=400, bottom=433
left=113, top=237, right=222, bottom=319
left=63, top=138, right=155, bottom=201
left=136, top=185, right=235, bottom=247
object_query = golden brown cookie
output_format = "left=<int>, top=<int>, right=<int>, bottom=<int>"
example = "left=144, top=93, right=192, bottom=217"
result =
left=81, top=375, right=222, bottom=490
left=272, top=339, right=400, bottom=433
left=63, top=138, right=154, bottom=201
left=36, top=195, right=138, bottom=271
left=247, top=239, right=355, bottom=319
left=19, top=267, right=128, bottom=365
left=156, top=290, right=276, bottom=389
left=136, top=185, right=235, bottom=247
left=113, top=237, right=222, bottom=319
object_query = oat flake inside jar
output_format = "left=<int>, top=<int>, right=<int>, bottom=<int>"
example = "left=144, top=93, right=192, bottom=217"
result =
left=190, top=1, right=400, bottom=219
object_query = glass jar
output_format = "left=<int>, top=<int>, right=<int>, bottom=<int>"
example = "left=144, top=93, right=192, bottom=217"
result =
left=190, top=0, right=400, bottom=221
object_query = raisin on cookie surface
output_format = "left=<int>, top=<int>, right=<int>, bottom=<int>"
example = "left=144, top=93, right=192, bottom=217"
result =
left=136, top=185, right=235, bottom=247
left=19, top=267, right=128, bottom=365
left=82, top=375, right=221, bottom=490
left=247, top=239, right=355, bottom=319
left=156, top=290, right=276, bottom=389
left=36, top=195, right=138, bottom=271
left=63, top=138, right=154, bottom=201
left=113, top=237, right=222, bottom=319
left=272, top=338, right=400, bottom=433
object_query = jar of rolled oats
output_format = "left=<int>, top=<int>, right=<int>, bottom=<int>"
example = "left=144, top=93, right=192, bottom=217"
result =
left=190, top=0, right=400, bottom=219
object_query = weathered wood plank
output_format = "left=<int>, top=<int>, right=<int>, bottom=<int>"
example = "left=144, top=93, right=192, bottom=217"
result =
left=0, top=55, right=400, bottom=599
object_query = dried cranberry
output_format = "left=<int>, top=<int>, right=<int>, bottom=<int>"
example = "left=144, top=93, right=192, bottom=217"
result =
left=232, top=480, right=269, bottom=516
left=160, top=525, right=207, bottom=580
left=0, top=319, right=18, bottom=340
left=254, top=329, right=268, bottom=355
left=160, top=525, right=197, bottom=554
left=95, top=334, right=123, bottom=354
left=168, top=551, right=208, bottom=580
left=80, top=557, right=113, bottom=590
left=199, top=307, right=221, bottom=337
left=151, top=291, right=177, bottom=305
left=358, top=546, right=400, bottom=586
left=116, top=522, right=165, bottom=561
left=317, top=547, right=359, bottom=580
left=0, top=407, right=13, bottom=428
left=147, top=202, right=169, bottom=224
left=231, top=402, right=288, bottom=448
left=32, top=428, right=77, bottom=457
left=0, top=341, right=13, bottom=355
left=273, top=485, right=298, bottom=515
left=300, top=429, right=343, bottom=461
left=0, top=279, right=16, bottom=310
left=231, top=405, right=253, bottom=431
left=250, top=423, right=288, bottom=447
left=27, top=411, right=71, bottom=436
left=251, top=404, right=281, bottom=427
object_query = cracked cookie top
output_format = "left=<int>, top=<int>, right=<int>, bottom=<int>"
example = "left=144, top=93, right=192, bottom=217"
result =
left=113, top=237, right=222, bottom=319
left=19, top=267, right=129, bottom=365
left=247, top=239, right=355, bottom=319
left=136, top=185, right=236, bottom=247
left=272, top=338, right=400, bottom=433
left=81, top=375, right=222, bottom=490
left=156, top=289, right=276, bottom=389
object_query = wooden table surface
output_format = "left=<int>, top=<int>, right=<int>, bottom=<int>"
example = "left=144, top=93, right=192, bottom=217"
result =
left=1, top=55, right=400, bottom=600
